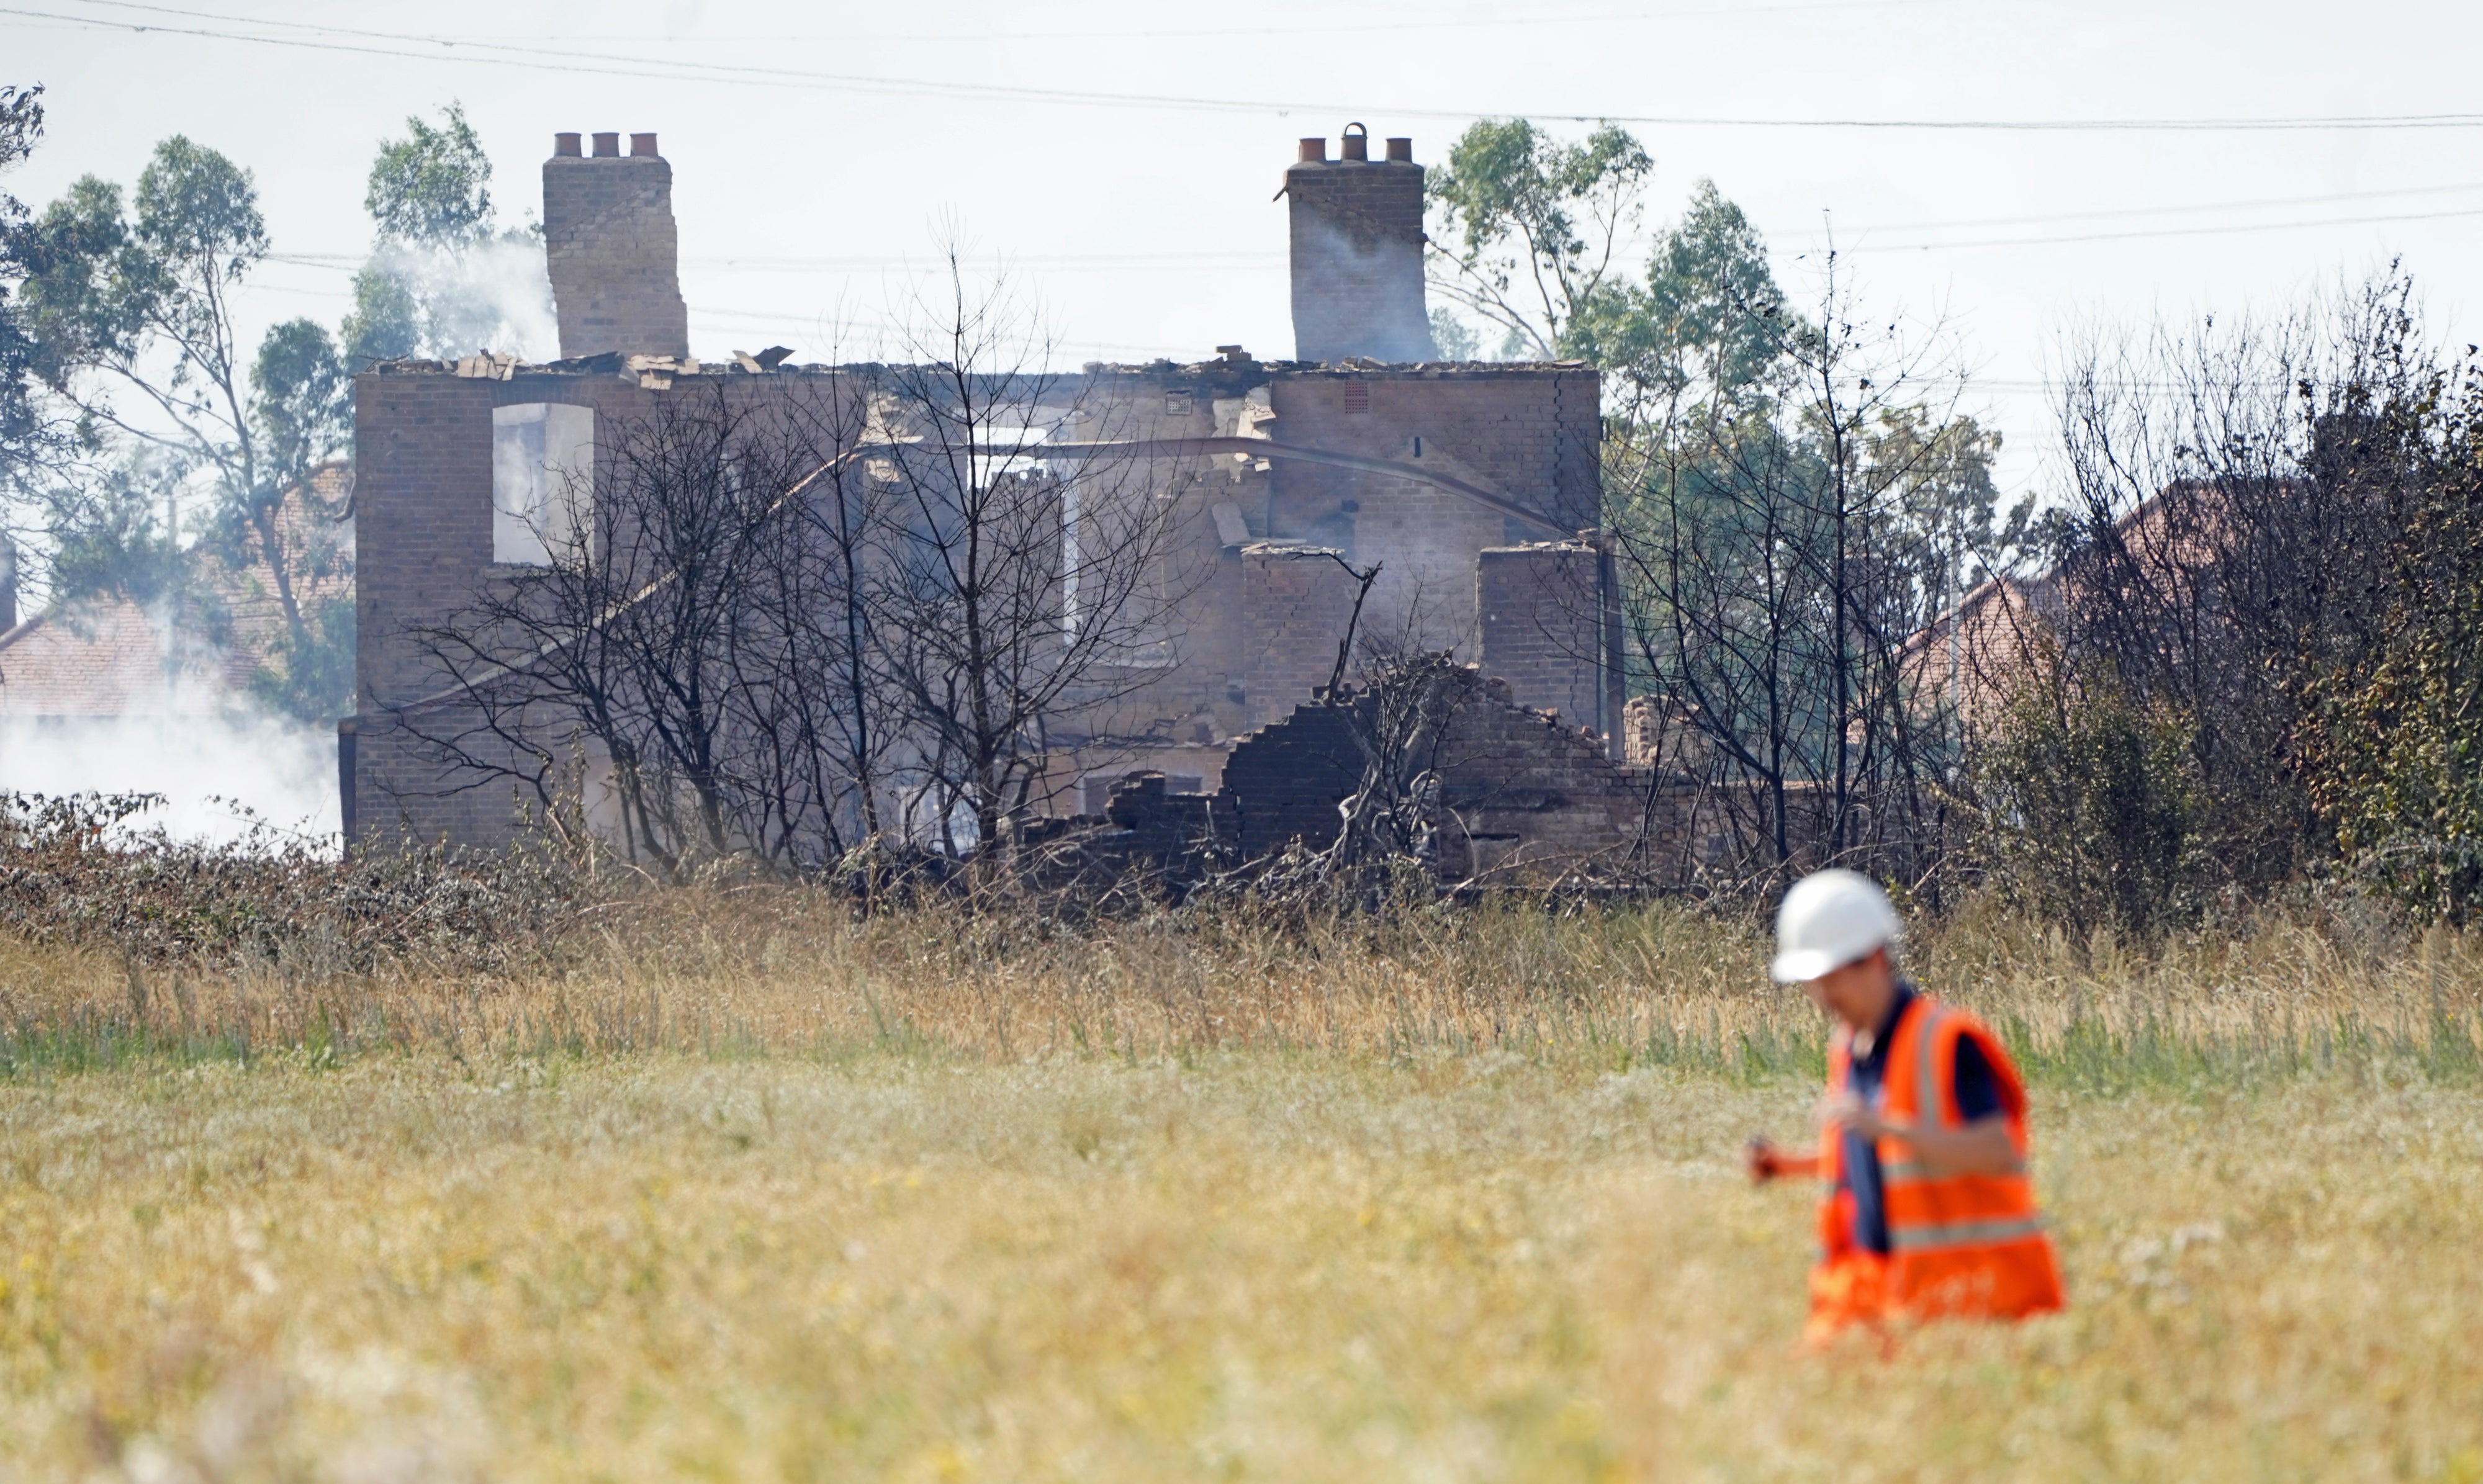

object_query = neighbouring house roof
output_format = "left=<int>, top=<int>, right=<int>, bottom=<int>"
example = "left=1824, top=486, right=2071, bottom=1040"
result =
left=0, top=462, right=353, bottom=723
left=1899, top=479, right=2257, bottom=722
left=0, top=598, right=216, bottom=719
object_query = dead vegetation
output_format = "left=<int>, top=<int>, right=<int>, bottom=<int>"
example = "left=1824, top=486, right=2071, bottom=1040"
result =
left=0, top=796, right=2475, bottom=1092
left=0, top=792, right=579, bottom=974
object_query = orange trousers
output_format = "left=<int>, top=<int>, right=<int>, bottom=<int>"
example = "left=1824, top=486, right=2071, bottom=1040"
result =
left=1804, top=1251, right=1893, bottom=1349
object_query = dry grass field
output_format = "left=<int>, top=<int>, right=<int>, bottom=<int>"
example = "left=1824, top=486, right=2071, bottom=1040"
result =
left=2, top=897, right=2480, bottom=1482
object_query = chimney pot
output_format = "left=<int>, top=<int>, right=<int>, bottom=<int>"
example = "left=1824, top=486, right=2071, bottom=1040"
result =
left=1341, top=122, right=1369, bottom=161
left=592, top=131, right=620, bottom=158
left=1297, top=137, right=1327, bottom=163
left=554, top=132, right=582, bottom=157
left=630, top=132, right=659, bottom=157
left=1385, top=136, right=1413, bottom=162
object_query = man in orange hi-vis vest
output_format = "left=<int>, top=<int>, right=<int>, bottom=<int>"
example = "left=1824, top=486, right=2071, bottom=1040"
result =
left=1745, top=870, right=2065, bottom=1344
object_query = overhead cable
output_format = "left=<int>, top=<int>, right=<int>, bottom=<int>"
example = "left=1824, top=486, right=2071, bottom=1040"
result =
left=14, top=1, right=2483, bottom=133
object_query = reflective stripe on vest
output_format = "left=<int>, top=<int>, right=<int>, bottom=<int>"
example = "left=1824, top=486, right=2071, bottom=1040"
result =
left=1884, top=1012, right=2029, bottom=1185
left=1883, top=1156, right=2027, bottom=1184
left=1887, top=1213, right=2049, bottom=1254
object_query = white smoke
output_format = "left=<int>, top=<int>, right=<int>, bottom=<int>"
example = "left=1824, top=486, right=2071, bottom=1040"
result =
left=372, top=232, right=559, bottom=362
left=0, top=711, right=340, bottom=850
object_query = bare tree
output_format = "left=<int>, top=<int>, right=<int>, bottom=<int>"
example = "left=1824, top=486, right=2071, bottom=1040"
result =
left=393, top=259, right=1191, bottom=876
left=401, top=377, right=886, bottom=872
left=1607, top=247, right=2004, bottom=894
left=2012, top=270, right=2437, bottom=901
left=869, top=254, right=1193, bottom=860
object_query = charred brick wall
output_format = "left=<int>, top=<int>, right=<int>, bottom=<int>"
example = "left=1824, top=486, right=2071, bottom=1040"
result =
left=1477, top=541, right=1606, bottom=732
left=1205, top=673, right=1642, bottom=880
left=1217, top=701, right=1362, bottom=860
left=1238, top=541, right=1361, bottom=729
left=352, top=353, right=1613, bottom=848
left=1013, top=359, right=1613, bottom=788
left=1429, top=678, right=1641, bottom=879
left=349, top=365, right=627, bottom=848
left=348, top=364, right=878, bottom=848
left=1055, top=678, right=1790, bottom=886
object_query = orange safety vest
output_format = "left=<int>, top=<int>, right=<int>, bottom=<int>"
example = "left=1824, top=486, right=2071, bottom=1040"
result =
left=1816, top=994, right=2065, bottom=1324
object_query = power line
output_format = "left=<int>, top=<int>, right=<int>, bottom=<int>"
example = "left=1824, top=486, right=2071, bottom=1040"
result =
left=61, top=0, right=1959, bottom=45
left=714, top=0, right=1955, bottom=43
left=1837, top=204, right=2483, bottom=252
left=265, top=251, right=1288, bottom=274
left=1835, top=179, right=2483, bottom=233
left=255, top=189, right=2483, bottom=286
left=282, top=174, right=2483, bottom=270
left=15, top=1, right=2483, bottom=133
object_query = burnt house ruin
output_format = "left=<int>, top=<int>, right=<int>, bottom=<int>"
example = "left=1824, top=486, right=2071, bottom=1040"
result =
left=343, top=126, right=1709, bottom=879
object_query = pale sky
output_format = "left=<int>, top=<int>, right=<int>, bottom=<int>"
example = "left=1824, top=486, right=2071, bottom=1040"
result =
left=10, top=0, right=2483, bottom=500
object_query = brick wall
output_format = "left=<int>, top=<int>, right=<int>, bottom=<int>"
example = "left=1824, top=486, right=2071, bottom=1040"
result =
left=543, top=140, right=689, bottom=359
left=349, top=365, right=881, bottom=848
left=1263, top=366, right=1603, bottom=662
left=1034, top=672, right=1824, bottom=889
left=1238, top=542, right=1359, bottom=729
left=1621, top=694, right=1714, bottom=777
left=1428, top=677, right=1641, bottom=879
left=1217, top=701, right=1363, bottom=860
left=1204, top=670, right=1643, bottom=880
left=1477, top=542, right=1605, bottom=731
left=352, top=356, right=1613, bottom=851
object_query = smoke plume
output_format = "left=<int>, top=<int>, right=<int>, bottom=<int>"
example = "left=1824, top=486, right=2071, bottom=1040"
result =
left=0, top=709, right=340, bottom=849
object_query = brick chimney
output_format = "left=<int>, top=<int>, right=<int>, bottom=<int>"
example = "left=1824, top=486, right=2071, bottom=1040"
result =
left=542, top=130, right=690, bottom=360
left=1285, top=125, right=1435, bottom=364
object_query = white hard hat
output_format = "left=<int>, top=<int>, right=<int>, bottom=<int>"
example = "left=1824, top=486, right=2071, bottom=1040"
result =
left=1771, top=869, right=1903, bottom=983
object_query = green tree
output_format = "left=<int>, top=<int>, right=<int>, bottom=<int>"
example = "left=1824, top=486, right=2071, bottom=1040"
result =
left=1426, top=306, right=1480, bottom=361
left=42, top=447, right=189, bottom=606
left=1976, top=637, right=2204, bottom=941
left=341, top=264, right=418, bottom=367
left=1628, top=181, right=1792, bottom=411
left=240, top=316, right=353, bottom=716
left=364, top=102, right=493, bottom=245
left=1425, top=119, right=1651, bottom=361
left=1, top=83, right=59, bottom=495
left=344, top=103, right=547, bottom=366
left=13, top=135, right=353, bottom=717
left=1418, top=117, right=2009, bottom=884
left=2305, top=368, right=2483, bottom=920
left=253, top=317, right=349, bottom=480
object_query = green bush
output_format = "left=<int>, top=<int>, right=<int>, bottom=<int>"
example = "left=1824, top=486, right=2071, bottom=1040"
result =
left=1973, top=634, right=2206, bottom=941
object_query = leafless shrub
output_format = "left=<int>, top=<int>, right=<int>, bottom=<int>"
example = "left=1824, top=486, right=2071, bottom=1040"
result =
left=0, top=791, right=579, bottom=971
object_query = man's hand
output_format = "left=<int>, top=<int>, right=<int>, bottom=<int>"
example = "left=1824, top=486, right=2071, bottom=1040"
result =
left=1816, top=1094, right=2022, bottom=1177
left=1744, top=1136, right=1818, bottom=1184
left=1817, top=1089, right=1897, bottom=1141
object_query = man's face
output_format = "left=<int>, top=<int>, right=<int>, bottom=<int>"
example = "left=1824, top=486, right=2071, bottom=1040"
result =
left=1801, top=947, right=1896, bottom=1030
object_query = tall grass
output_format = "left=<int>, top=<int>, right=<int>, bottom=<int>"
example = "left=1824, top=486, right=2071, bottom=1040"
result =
left=2, top=891, right=2475, bottom=1092
left=4, top=894, right=2481, bottom=1479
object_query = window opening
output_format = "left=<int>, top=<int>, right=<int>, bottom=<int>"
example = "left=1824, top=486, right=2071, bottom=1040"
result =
left=492, top=403, right=595, bottom=565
